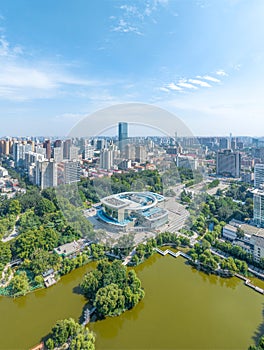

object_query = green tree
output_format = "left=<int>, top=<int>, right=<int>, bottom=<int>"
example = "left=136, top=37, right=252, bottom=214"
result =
left=9, top=271, right=30, bottom=296
left=95, top=283, right=125, bottom=318
left=80, top=270, right=102, bottom=301
left=8, top=200, right=21, bottom=216
left=0, top=241, right=11, bottom=271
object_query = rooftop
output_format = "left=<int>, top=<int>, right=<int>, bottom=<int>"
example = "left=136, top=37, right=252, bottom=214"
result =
left=101, top=191, right=162, bottom=211
left=54, top=241, right=80, bottom=256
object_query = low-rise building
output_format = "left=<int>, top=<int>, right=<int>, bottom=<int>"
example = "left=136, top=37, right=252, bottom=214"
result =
left=222, top=220, right=264, bottom=261
left=54, top=241, right=81, bottom=258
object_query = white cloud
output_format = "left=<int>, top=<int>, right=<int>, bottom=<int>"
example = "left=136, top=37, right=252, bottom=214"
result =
left=199, top=75, right=221, bottom=83
left=177, top=82, right=198, bottom=89
left=0, top=35, right=23, bottom=57
left=167, top=83, right=182, bottom=91
left=216, top=69, right=228, bottom=76
left=112, top=19, right=142, bottom=35
left=188, top=79, right=211, bottom=87
left=111, top=0, right=171, bottom=36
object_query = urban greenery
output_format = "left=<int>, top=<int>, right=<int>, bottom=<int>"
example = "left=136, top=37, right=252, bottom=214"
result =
left=45, top=318, right=95, bottom=350
left=80, top=259, right=144, bottom=318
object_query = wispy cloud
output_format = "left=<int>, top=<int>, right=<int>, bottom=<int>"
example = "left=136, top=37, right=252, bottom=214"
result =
left=112, top=19, right=142, bottom=35
left=188, top=79, right=211, bottom=87
left=111, top=0, right=170, bottom=36
left=0, top=35, right=23, bottom=57
left=199, top=75, right=221, bottom=83
left=178, top=81, right=198, bottom=89
left=216, top=69, right=228, bottom=76
left=160, top=70, right=226, bottom=94
left=0, top=34, right=118, bottom=101
left=167, top=83, right=182, bottom=91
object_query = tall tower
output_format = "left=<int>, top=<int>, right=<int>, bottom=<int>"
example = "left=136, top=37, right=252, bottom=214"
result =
left=118, top=122, right=128, bottom=153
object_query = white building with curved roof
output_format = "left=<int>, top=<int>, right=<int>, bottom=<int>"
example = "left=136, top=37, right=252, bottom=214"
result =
left=98, top=191, right=168, bottom=231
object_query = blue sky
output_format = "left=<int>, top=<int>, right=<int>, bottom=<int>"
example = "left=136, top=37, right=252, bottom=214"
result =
left=0, top=0, right=264, bottom=136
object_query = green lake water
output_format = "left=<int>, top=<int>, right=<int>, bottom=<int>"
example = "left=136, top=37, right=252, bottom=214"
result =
left=0, top=254, right=263, bottom=350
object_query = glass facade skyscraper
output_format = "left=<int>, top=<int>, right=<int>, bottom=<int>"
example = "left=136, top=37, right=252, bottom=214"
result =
left=118, top=122, right=128, bottom=143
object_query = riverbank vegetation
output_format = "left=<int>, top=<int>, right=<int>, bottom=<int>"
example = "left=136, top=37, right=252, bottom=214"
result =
left=249, top=335, right=264, bottom=350
left=45, top=318, right=95, bottom=350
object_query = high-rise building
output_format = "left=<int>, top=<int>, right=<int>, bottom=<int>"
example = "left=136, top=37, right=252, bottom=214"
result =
left=0, top=140, right=10, bottom=155
left=63, top=161, right=81, bottom=184
left=118, top=122, right=128, bottom=152
left=53, top=147, right=63, bottom=162
left=95, top=139, right=106, bottom=150
left=219, top=138, right=229, bottom=150
left=36, top=160, right=57, bottom=189
left=43, top=140, right=51, bottom=160
left=216, top=150, right=241, bottom=178
left=254, top=164, right=264, bottom=189
left=125, top=144, right=135, bottom=160
left=253, top=189, right=264, bottom=227
left=84, top=144, right=94, bottom=159
left=135, top=145, right=147, bottom=163
left=100, top=148, right=113, bottom=170
left=69, top=146, right=79, bottom=161
left=54, top=139, right=62, bottom=148
left=118, top=122, right=128, bottom=143
left=63, top=139, right=72, bottom=159
left=13, top=142, right=32, bottom=166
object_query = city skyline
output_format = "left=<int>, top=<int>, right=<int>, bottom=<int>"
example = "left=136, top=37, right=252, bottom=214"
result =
left=1, top=1, right=264, bottom=136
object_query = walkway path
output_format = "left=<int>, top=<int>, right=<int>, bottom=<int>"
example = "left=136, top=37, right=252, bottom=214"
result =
left=122, top=248, right=136, bottom=266
left=0, top=263, right=14, bottom=288
left=1, top=215, right=20, bottom=243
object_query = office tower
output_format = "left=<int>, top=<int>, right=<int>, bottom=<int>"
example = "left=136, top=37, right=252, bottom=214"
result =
left=253, top=189, right=264, bottom=227
left=254, top=164, right=264, bottom=189
left=216, top=150, right=241, bottom=178
left=118, top=122, right=128, bottom=143
left=100, top=148, right=113, bottom=170
left=135, top=145, right=147, bottom=163
left=43, top=140, right=51, bottom=160
left=118, top=122, right=128, bottom=152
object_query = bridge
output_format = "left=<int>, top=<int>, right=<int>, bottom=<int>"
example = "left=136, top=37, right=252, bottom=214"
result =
left=155, top=247, right=191, bottom=260
left=235, top=273, right=264, bottom=295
